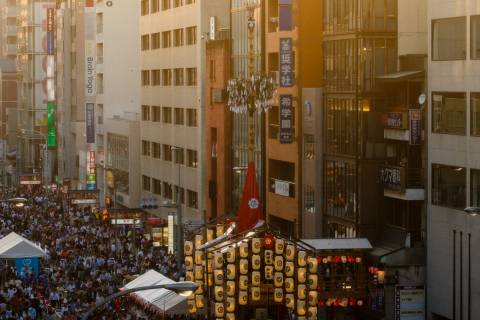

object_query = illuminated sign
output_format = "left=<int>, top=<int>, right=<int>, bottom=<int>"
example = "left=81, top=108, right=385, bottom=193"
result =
left=47, top=102, right=56, bottom=148
left=86, top=150, right=96, bottom=190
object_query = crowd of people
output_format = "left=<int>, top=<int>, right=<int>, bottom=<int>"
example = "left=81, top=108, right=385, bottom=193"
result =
left=0, top=187, right=185, bottom=319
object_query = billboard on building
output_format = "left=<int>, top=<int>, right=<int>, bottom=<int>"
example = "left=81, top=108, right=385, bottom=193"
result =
left=86, top=103, right=95, bottom=143
left=47, top=102, right=56, bottom=148
left=84, top=5, right=96, bottom=97
left=279, top=38, right=293, bottom=87
left=280, top=95, right=293, bottom=144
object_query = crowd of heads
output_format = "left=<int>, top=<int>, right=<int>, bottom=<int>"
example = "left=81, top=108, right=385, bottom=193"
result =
left=0, top=187, right=185, bottom=319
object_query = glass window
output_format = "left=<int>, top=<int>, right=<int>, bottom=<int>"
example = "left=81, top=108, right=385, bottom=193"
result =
left=471, top=93, right=480, bottom=136
left=186, top=68, right=197, bottom=86
left=186, top=26, right=197, bottom=45
left=152, top=106, right=161, bottom=122
left=187, top=149, right=198, bottom=168
left=188, top=190, right=198, bottom=209
left=152, top=178, right=161, bottom=195
left=174, top=147, right=184, bottom=164
left=304, top=185, right=315, bottom=213
left=324, top=159, right=356, bottom=220
left=151, top=0, right=159, bottom=13
left=432, top=164, right=466, bottom=209
left=151, top=33, right=160, bottom=49
left=432, top=92, right=466, bottom=135
left=142, top=175, right=151, bottom=191
left=162, top=0, right=170, bottom=11
left=174, top=186, right=185, bottom=204
left=163, top=182, right=173, bottom=199
left=471, top=16, right=480, bottom=59
left=141, top=105, right=150, bottom=121
left=471, top=169, right=480, bottom=207
left=162, top=69, right=171, bottom=86
left=174, top=68, right=184, bottom=86
left=141, top=70, right=150, bottom=86
left=163, top=145, right=173, bottom=161
left=151, top=69, right=160, bottom=86
left=152, top=142, right=161, bottom=159
left=432, top=17, right=466, bottom=61
left=162, top=31, right=171, bottom=48
left=162, top=107, right=172, bottom=123
left=304, top=134, right=315, bottom=160
left=174, top=108, right=184, bottom=125
left=141, top=34, right=149, bottom=50
left=141, top=140, right=150, bottom=156
left=186, top=109, right=197, bottom=127
left=141, top=0, right=149, bottom=15
left=173, top=28, right=184, bottom=46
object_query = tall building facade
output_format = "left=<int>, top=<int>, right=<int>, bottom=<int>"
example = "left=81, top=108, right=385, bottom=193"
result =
left=427, top=1, right=480, bottom=319
left=1, top=0, right=18, bottom=61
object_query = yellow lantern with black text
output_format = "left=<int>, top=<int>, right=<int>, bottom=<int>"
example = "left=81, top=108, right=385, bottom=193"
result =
left=275, top=239, right=285, bottom=255
left=285, top=244, right=295, bottom=261
left=239, top=275, right=248, bottom=290
left=308, top=257, right=318, bottom=273
left=297, top=300, right=306, bottom=316
left=185, top=256, right=193, bottom=271
left=285, top=277, right=294, bottom=293
left=265, top=265, right=274, bottom=280
left=195, top=235, right=203, bottom=248
left=214, top=270, right=224, bottom=285
left=298, top=251, right=307, bottom=267
left=297, top=284, right=307, bottom=300
left=208, top=273, right=213, bottom=286
left=252, top=271, right=261, bottom=286
left=274, top=288, right=284, bottom=303
left=252, top=254, right=261, bottom=270
left=239, top=242, right=249, bottom=258
left=226, top=281, right=235, bottom=296
left=239, top=290, right=248, bottom=305
left=207, top=229, right=214, bottom=241
left=215, top=286, right=224, bottom=301
left=194, top=251, right=204, bottom=265
left=308, top=306, right=318, bottom=319
left=226, top=247, right=236, bottom=263
left=194, top=266, right=203, bottom=280
left=226, top=313, right=235, bottom=320
left=264, top=250, right=273, bottom=265
left=252, top=238, right=261, bottom=253
left=308, top=291, right=318, bottom=306
left=214, top=252, right=223, bottom=269
left=285, top=261, right=295, bottom=277
left=307, top=274, right=318, bottom=290
left=252, top=286, right=261, bottom=301
left=274, top=255, right=284, bottom=271
left=298, top=267, right=307, bottom=283
left=226, top=264, right=236, bottom=280
left=195, top=281, right=203, bottom=295
left=195, top=295, right=205, bottom=308
left=186, top=271, right=194, bottom=282
left=216, top=224, right=224, bottom=236
left=274, top=272, right=284, bottom=287
left=207, top=259, right=213, bottom=273
left=285, top=294, right=295, bottom=309
left=215, top=302, right=225, bottom=317
left=239, top=259, right=248, bottom=274
left=226, top=297, right=235, bottom=313
left=188, top=300, right=197, bottom=313
left=184, top=241, right=193, bottom=256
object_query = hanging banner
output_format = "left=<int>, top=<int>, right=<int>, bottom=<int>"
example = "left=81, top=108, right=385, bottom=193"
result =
left=86, top=103, right=95, bottom=144
left=280, top=95, right=293, bottom=144
left=86, top=150, right=96, bottom=190
left=279, top=0, right=293, bottom=31
left=409, top=109, right=422, bottom=145
left=16, top=257, right=40, bottom=277
left=46, top=8, right=55, bottom=54
left=279, top=38, right=293, bottom=87
left=47, top=102, right=56, bottom=148
left=84, top=3, right=96, bottom=97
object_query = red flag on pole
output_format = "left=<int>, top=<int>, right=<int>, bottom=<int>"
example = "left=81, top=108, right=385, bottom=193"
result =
left=236, top=161, right=262, bottom=233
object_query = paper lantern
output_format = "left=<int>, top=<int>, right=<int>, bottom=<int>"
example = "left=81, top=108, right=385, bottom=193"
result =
left=274, top=255, right=284, bottom=271
left=285, top=277, right=294, bottom=293
left=195, top=235, right=203, bottom=248
left=208, top=273, right=213, bottom=286
left=226, top=281, right=235, bottom=296
left=297, top=284, right=307, bottom=300
left=239, top=242, right=249, bottom=258
left=252, top=254, right=261, bottom=270
left=264, top=233, right=274, bottom=249
left=252, top=271, right=261, bottom=286
left=185, top=241, right=193, bottom=256
left=274, top=272, right=284, bottom=288
left=195, top=295, right=205, bottom=308
left=226, top=313, right=235, bottom=320
left=308, top=306, right=317, bottom=318
left=285, top=244, right=295, bottom=261
left=285, top=261, right=295, bottom=277
left=239, top=290, right=248, bottom=305
left=226, top=247, right=236, bottom=263
left=275, top=239, right=285, bottom=255
left=239, top=275, right=249, bottom=290
left=308, top=257, right=318, bottom=273
left=239, top=259, right=248, bottom=274
left=307, top=274, right=318, bottom=290
left=298, top=251, right=307, bottom=267
left=186, top=271, right=194, bottom=282
left=214, top=286, right=224, bottom=301
left=215, top=302, right=225, bottom=317
left=297, top=267, right=307, bottom=283
left=226, top=297, right=235, bottom=312
left=251, top=286, right=261, bottom=301
left=194, top=251, right=204, bottom=265
left=214, top=253, right=223, bottom=269
left=216, top=224, right=225, bottom=236
left=297, top=300, right=306, bottom=316
left=252, top=238, right=262, bottom=253
left=274, top=288, right=284, bottom=303
left=185, top=256, right=193, bottom=270
left=207, top=229, right=214, bottom=241
left=356, top=256, right=362, bottom=263
left=264, top=250, right=274, bottom=265
left=265, top=265, right=274, bottom=280
left=308, top=291, right=318, bottom=306
left=188, top=300, right=197, bottom=313
left=285, top=294, right=295, bottom=309
left=226, top=264, right=236, bottom=280
left=194, top=265, right=203, bottom=280
left=214, top=270, right=224, bottom=285
left=195, top=281, right=203, bottom=294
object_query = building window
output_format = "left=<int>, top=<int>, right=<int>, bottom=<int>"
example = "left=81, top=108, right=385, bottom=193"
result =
left=141, top=70, right=150, bottom=86
left=187, top=190, right=198, bottom=209
left=141, top=105, right=150, bottom=121
left=472, top=16, right=480, bottom=59
left=152, top=106, right=161, bottom=122
left=174, top=186, right=185, bottom=204
left=97, top=73, right=104, bottom=94
left=187, top=149, right=198, bottom=168
left=209, top=60, right=215, bottom=82
left=304, top=134, right=315, bottom=160
left=186, top=26, right=197, bottom=45
left=304, top=185, right=315, bottom=213
left=324, top=159, right=356, bottom=220
left=471, top=169, right=480, bottom=207
left=152, top=142, right=161, bottom=158
left=152, top=69, right=161, bottom=86
left=174, top=108, right=184, bottom=125
left=162, top=107, right=172, bottom=123
left=163, top=182, right=173, bottom=199
left=141, top=0, right=149, bottom=15
left=432, top=92, right=466, bottom=135
left=142, top=175, right=151, bottom=191
left=151, top=0, right=159, bottom=13
left=96, top=13, right=103, bottom=34
left=174, top=147, right=184, bottom=164
left=162, top=0, right=170, bottom=11
left=471, top=93, right=480, bottom=136
left=162, top=31, right=171, bottom=48
left=173, top=28, right=184, bottom=47
left=162, top=69, right=172, bottom=86
left=163, top=145, right=173, bottom=161
left=174, top=68, right=184, bottom=86
left=141, top=34, right=150, bottom=50
left=186, top=108, right=197, bottom=127
left=186, top=68, right=197, bottom=86
left=185, top=0, right=195, bottom=4
left=173, top=0, right=182, bottom=7
left=432, top=164, right=466, bottom=210
left=432, top=17, right=466, bottom=61
left=152, top=178, right=161, bottom=195
left=151, top=32, right=160, bottom=49
left=97, top=104, right=104, bottom=124
left=142, top=140, right=151, bottom=156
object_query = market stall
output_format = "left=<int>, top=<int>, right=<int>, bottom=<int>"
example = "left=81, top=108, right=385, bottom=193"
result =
left=0, top=232, right=47, bottom=277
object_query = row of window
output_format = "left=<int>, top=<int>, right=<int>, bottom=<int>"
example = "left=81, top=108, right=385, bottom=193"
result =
left=141, top=105, right=197, bottom=126
left=141, top=0, right=195, bottom=16
left=141, top=141, right=198, bottom=168
left=432, top=92, right=480, bottom=136
left=141, top=68, right=197, bottom=86
left=431, top=164, right=480, bottom=210
left=141, top=27, right=197, bottom=50
left=432, top=15, right=480, bottom=61
left=141, top=175, right=198, bottom=209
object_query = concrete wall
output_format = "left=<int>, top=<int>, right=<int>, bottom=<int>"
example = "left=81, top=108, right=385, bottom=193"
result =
left=398, top=0, right=428, bottom=57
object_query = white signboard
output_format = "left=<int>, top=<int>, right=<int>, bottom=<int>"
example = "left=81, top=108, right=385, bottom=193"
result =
left=168, top=214, right=175, bottom=254
left=71, top=199, right=97, bottom=204
left=274, top=180, right=290, bottom=197
left=111, top=219, right=142, bottom=225
left=395, top=286, right=425, bottom=320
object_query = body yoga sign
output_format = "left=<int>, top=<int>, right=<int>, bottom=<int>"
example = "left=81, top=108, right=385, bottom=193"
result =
left=84, top=2, right=96, bottom=97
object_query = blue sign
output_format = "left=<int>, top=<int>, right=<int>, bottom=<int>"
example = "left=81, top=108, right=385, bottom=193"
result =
left=280, top=95, right=293, bottom=144
left=15, top=257, right=39, bottom=277
left=280, top=38, right=293, bottom=87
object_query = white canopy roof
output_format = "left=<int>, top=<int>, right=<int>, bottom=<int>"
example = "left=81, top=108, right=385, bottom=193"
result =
left=0, top=232, right=47, bottom=259
left=123, top=270, right=187, bottom=315
left=301, top=238, right=372, bottom=251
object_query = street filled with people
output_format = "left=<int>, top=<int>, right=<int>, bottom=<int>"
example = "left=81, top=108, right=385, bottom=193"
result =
left=0, top=187, right=185, bottom=319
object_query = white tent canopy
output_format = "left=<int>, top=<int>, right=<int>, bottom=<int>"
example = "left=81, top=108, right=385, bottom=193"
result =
left=0, top=232, right=47, bottom=259
left=123, top=270, right=187, bottom=315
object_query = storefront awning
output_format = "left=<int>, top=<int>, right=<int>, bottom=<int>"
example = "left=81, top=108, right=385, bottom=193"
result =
left=376, top=70, right=424, bottom=82
left=301, top=238, right=372, bottom=251
left=380, top=247, right=425, bottom=267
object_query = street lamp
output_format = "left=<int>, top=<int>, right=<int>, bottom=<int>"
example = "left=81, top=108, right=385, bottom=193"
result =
left=81, top=281, right=198, bottom=320
left=463, top=206, right=478, bottom=320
